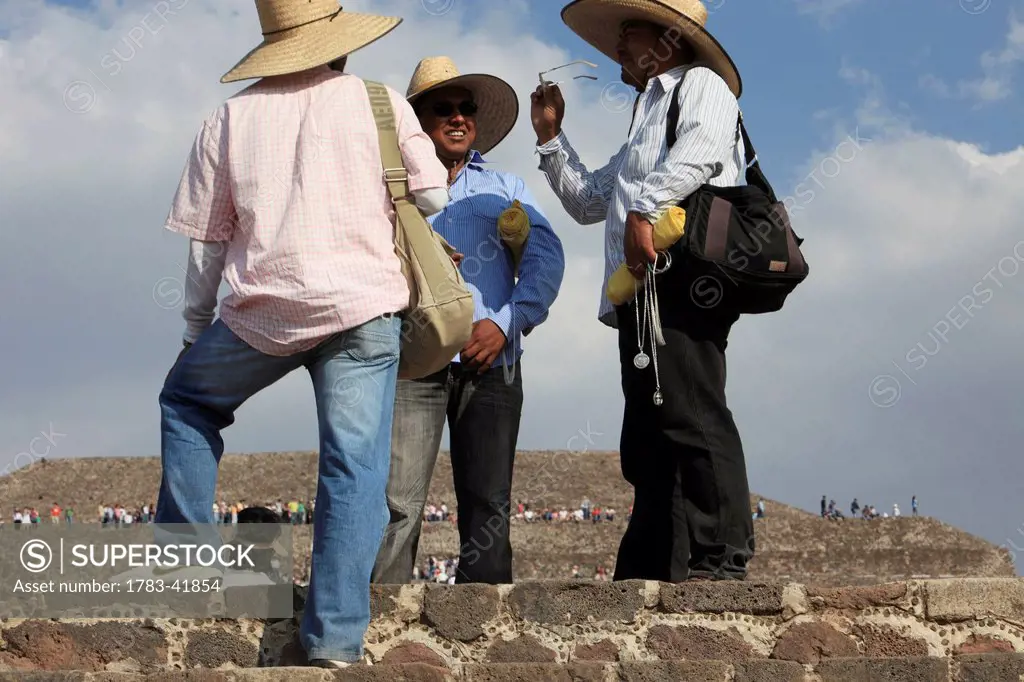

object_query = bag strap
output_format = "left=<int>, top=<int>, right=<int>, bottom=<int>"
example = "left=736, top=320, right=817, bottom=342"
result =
left=363, top=79, right=459, bottom=282
left=665, top=77, right=779, bottom=204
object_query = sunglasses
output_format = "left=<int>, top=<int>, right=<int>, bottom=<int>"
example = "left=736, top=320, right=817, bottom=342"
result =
left=431, top=100, right=478, bottom=118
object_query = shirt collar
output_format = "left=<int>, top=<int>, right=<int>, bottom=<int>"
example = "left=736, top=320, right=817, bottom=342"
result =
left=466, top=149, right=487, bottom=167
left=647, top=64, right=690, bottom=95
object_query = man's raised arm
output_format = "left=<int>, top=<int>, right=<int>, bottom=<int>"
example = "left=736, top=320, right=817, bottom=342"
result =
left=530, top=84, right=626, bottom=226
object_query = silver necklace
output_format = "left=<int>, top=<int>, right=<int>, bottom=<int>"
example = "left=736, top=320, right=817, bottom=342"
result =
left=633, top=277, right=650, bottom=369
left=632, top=263, right=665, bottom=406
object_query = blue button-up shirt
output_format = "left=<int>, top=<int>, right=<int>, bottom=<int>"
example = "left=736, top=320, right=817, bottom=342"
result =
left=429, top=150, right=565, bottom=370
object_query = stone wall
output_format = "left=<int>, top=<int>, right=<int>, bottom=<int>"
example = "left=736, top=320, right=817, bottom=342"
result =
left=2, top=579, right=1024, bottom=680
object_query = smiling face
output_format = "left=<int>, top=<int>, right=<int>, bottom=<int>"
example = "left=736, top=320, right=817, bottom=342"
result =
left=414, top=85, right=478, bottom=164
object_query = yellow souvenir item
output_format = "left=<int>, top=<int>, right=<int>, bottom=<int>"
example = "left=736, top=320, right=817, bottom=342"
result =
left=497, top=200, right=530, bottom=277
left=606, top=206, right=687, bottom=305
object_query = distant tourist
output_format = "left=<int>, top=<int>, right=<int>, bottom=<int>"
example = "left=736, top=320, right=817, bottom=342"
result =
left=893, top=503, right=901, bottom=517
left=153, top=1, right=447, bottom=669
left=850, top=498, right=860, bottom=517
left=912, top=495, right=919, bottom=516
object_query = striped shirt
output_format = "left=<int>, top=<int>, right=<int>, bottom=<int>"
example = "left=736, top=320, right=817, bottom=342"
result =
left=536, top=65, right=745, bottom=327
left=163, top=66, right=447, bottom=355
left=432, top=150, right=565, bottom=369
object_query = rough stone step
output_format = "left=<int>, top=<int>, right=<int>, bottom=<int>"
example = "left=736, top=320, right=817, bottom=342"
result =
left=3, top=656, right=1024, bottom=681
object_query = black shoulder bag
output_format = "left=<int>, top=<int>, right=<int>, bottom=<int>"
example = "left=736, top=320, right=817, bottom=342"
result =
left=661, top=79, right=809, bottom=316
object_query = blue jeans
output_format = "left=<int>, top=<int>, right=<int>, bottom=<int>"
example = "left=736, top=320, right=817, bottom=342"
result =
left=156, top=315, right=400, bottom=662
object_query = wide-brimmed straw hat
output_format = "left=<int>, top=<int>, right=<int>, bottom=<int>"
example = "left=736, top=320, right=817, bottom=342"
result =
left=221, top=0, right=401, bottom=84
left=561, top=0, right=741, bottom=98
left=406, top=56, right=519, bottom=155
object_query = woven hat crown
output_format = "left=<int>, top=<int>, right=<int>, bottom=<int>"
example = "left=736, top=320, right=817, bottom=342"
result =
left=407, top=57, right=464, bottom=98
left=256, top=0, right=342, bottom=42
left=668, top=0, right=708, bottom=26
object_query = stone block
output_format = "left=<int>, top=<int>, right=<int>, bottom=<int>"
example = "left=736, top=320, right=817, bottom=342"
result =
left=732, top=659, right=806, bottom=682
left=954, top=634, right=1016, bottom=655
left=659, top=582, right=784, bottom=616
left=816, top=656, right=949, bottom=682
left=771, top=622, right=859, bottom=665
left=460, top=662, right=606, bottom=682
left=646, top=625, right=761, bottom=661
left=571, top=639, right=620, bottom=662
left=379, top=643, right=448, bottom=668
left=486, top=635, right=558, bottom=663
left=0, top=621, right=167, bottom=672
left=507, top=581, right=646, bottom=625
left=806, top=583, right=908, bottom=611
left=853, top=624, right=928, bottom=658
left=955, top=653, right=1024, bottom=682
left=369, top=584, right=402, bottom=620
left=422, top=584, right=499, bottom=642
left=617, top=660, right=731, bottom=682
left=925, top=578, right=1024, bottom=624
left=184, top=629, right=259, bottom=669
left=324, top=663, right=454, bottom=681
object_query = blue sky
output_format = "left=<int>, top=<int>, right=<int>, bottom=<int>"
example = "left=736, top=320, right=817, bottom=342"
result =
left=2, top=0, right=1024, bottom=566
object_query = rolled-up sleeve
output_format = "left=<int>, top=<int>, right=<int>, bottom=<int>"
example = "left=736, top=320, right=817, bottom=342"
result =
left=164, top=108, right=237, bottom=242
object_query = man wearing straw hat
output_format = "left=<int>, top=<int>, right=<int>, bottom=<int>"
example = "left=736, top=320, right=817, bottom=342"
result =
left=371, top=57, right=564, bottom=586
left=531, top=0, right=755, bottom=582
left=157, top=0, right=450, bottom=668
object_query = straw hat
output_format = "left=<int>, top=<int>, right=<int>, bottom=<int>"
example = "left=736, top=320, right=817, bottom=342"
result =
left=406, top=57, right=519, bottom=155
left=220, top=0, right=401, bottom=84
left=561, top=0, right=741, bottom=98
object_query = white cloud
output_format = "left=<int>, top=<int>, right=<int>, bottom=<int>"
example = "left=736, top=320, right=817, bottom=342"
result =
left=921, top=10, right=1024, bottom=105
left=1, top=1, right=1023, bottom=561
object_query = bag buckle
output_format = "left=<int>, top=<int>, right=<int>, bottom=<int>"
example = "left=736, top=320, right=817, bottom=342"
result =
left=383, top=167, right=408, bottom=182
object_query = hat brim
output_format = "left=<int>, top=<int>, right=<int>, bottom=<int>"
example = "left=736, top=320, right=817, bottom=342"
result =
left=561, top=0, right=742, bottom=98
left=407, top=74, right=519, bottom=155
left=221, top=12, right=402, bottom=84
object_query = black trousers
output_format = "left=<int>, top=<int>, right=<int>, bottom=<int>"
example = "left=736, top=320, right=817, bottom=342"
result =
left=613, top=289, right=754, bottom=582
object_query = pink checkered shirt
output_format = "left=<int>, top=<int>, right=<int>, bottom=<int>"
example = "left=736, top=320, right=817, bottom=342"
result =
left=163, top=66, right=447, bottom=356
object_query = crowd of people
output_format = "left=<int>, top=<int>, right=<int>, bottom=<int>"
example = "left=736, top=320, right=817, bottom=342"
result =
left=4, top=499, right=318, bottom=527
left=821, top=496, right=920, bottom=520
left=420, top=499, right=630, bottom=525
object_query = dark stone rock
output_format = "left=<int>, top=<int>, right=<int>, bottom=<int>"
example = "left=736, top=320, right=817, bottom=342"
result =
left=459, top=662, right=606, bottom=682
left=733, top=660, right=806, bottom=682
left=816, top=656, right=949, bottom=682
left=184, top=629, right=259, bottom=669
left=572, top=639, right=620, bottom=662
left=954, top=634, right=1015, bottom=655
left=507, top=581, right=646, bottom=625
left=854, top=625, right=928, bottom=658
left=659, top=582, right=783, bottom=616
left=957, top=653, right=1024, bottom=682
left=770, top=622, right=859, bottom=665
left=321, top=663, right=453, bottom=681
left=379, top=642, right=447, bottom=668
left=422, top=584, right=499, bottom=642
left=0, top=621, right=167, bottom=672
left=370, top=584, right=403, bottom=621
left=646, top=625, right=761, bottom=661
left=806, top=583, right=908, bottom=611
left=617, top=660, right=732, bottom=681
left=486, top=635, right=558, bottom=663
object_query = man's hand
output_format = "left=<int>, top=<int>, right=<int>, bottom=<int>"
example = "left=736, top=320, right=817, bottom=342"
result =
left=452, top=252, right=464, bottom=268
left=624, top=211, right=657, bottom=279
left=460, top=319, right=507, bottom=374
left=530, top=84, right=565, bottom=145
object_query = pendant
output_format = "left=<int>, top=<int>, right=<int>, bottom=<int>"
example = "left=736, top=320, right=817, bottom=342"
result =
left=653, top=390, right=663, bottom=406
left=633, top=352, right=650, bottom=370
